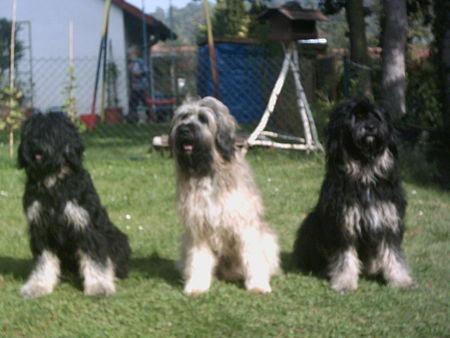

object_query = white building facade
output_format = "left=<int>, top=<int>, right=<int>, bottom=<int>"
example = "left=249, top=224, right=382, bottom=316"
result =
left=1, top=0, right=172, bottom=116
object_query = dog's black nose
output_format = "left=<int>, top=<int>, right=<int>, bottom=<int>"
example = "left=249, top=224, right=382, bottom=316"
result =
left=364, top=123, right=376, bottom=133
left=177, top=124, right=195, bottom=136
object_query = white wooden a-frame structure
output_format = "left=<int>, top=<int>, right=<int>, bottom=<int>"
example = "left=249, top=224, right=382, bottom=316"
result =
left=245, top=41, right=322, bottom=152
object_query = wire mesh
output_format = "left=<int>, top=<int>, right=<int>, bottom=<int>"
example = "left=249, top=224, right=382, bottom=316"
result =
left=3, top=44, right=339, bottom=159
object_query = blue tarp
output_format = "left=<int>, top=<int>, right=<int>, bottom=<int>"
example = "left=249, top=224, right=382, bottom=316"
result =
left=198, top=43, right=272, bottom=124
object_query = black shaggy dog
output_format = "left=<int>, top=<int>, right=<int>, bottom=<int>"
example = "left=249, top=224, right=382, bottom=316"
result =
left=293, top=98, right=415, bottom=292
left=18, top=113, right=131, bottom=298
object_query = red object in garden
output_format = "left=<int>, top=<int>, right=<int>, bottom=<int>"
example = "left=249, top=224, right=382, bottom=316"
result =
left=104, top=107, right=123, bottom=124
left=80, top=114, right=98, bottom=131
left=146, top=98, right=176, bottom=106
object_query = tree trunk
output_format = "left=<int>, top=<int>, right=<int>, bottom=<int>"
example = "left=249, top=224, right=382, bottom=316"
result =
left=432, top=0, right=450, bottom=189
left=434, top=1, right=450, bottom=126
left=345, top=0, right=372, bottom=98
left=381, top=0, right=407, bottom=117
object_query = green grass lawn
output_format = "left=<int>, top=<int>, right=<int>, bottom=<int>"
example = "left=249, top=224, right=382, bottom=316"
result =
left=0, top=127, right=449, bottom=337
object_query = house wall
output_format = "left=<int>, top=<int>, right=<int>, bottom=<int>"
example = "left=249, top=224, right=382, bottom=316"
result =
left=1, top=0, right=129, bottom=115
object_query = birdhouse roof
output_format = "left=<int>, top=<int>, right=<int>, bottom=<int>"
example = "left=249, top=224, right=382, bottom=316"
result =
left=259, top=2, right=328, bottom=22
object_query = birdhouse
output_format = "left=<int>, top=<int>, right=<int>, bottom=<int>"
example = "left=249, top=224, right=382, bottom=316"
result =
left=259, top=2, right=327, bottom=41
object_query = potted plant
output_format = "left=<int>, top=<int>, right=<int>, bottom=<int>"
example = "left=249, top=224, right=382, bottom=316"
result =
left=0, top=86, right=24, bottom=158
left=62, top=63, right=87, bottom=131
left=104, top=60, right=122, bottom=124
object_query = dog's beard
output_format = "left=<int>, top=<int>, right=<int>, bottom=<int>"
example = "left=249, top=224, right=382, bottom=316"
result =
left=174, top=125, right=214, bottom=177
left=345, top=122, right=388, bottom=162
left=355, top=129, right=383, bottom=151
left=22, top=141, right=66, bottom=179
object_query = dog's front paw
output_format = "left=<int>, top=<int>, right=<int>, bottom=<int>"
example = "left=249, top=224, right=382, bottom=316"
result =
left=245, top=279, right=272, bottom=294
left=84, top=281, right=116, bottom=297
left=183, top=280, right=210, bottom=296
left=388, top=277, right=417, bottom=289
left=331, top=276, right=358, bottom=293
left=21, top=282, right=54, bottom=299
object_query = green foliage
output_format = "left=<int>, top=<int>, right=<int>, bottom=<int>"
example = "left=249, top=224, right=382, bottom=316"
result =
left=317, top=11, right=349, bottom=49
left=432, top=0, right=450, bottom=128
left=399, top=132, right=439, bottom=185
left=0, top=86, right=23, bottom=132
left=0, top=85, right=24, bottom=158
left=106, top=61, right=120, bottom=107
left=152, top=1, right=270, bottom=44
left=212, top=0, right=251, bottom=39
left=61, top=65, right=85, bottom=132
left=246, top=2, right=269, bottom=40
left=319, top=0, right=346, bottom=15
left=404, top=60, right=442, bottom=128
left=151, top=2, right=207, bottom=46
left=0, top=18, right=24, bottom=78
left=62, top=66, right=77, bottom=121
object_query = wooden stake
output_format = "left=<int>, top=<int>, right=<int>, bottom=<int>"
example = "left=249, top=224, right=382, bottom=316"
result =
left=8, top=0, right=17, bottom=159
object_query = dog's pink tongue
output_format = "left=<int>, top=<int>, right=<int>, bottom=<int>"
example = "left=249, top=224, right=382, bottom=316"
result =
left=35, top=153, right=42, bottom=160
left=183, top=144, right=193, bottom=152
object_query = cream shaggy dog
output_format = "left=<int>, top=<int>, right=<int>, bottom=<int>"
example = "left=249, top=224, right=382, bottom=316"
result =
left=170, top=96, right=280, bottom=295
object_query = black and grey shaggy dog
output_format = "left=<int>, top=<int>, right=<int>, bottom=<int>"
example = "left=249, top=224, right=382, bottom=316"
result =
left=293, top=98, right=415, bottom=292
left=18, top=113, right=131, bottom=298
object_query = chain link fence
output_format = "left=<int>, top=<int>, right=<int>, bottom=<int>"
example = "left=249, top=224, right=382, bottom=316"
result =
left=2, top=42, right=345, bottom=159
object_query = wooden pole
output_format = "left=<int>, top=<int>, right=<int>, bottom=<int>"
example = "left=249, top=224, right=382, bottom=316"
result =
left=289, top=42, right=313, bottom=148
left=100, top=0, right=112, bottom=121
left=246, top=44, right=292, bottom=147
left=246, top=42, right=322, bottom=152
left=9, top=0, right=17, bottom=159
left=67, top=20, right=75, bottom=121
left=90, top=0, right=111, bottom=123
left=202, top=0, right=220, bottom=99
left=290, top=45, right=322, bottom=150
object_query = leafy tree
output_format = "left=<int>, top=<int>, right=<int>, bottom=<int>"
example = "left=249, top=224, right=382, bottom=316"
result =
left=151, top=2, right=207, bottom=46
left=211, top=0, right=251, bottom=38
left=0, top=18, right=25, bottom=158
left=319, top=0, right=373, bottom=98
left=431, top=0, right=450, bottom=188
left=0, top=18, right=23, bottom=80
left=61, top=65, right=85, bottom=131
left=432, top=0, right=449, bottom=127
left=0, top=86, right=24, bottom=158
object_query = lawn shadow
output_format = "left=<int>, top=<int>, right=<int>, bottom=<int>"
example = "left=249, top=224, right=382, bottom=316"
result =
left=130, top=252, right=182, bottom=287
left=281, top=251, right=400, bottom=288
left=0, top=256, right=30, bottom=281
left=280, top=251, right=330, bottom=282
left=280, top=251, right=299, bottom=274
left=0, top=256, right=86, bottom=291
left=0, top=253, right=182, bottom=288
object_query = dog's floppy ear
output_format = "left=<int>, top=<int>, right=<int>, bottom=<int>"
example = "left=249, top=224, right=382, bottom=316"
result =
left=60, top=118, right=85, bottom=170
left=63, top=135, right=84, bottom=169
left=325, top=100, right=355, bottom=167
left=17, top=116, right=35, bottom=169
left=17, top=138, right=28, bottom=169
left=17, top=141, right=27, bottom=169
left=199, top=96, right=236, bottom=161
left=325, top=119, right=342, bottom=168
